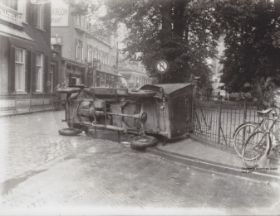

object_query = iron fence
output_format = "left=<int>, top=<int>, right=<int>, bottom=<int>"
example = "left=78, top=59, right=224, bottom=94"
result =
left=192, top=98, right=261, bottom=149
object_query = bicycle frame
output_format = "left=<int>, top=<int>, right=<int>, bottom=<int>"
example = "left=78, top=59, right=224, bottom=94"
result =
left=261, top=110, right=280, bottom=148
left=249, top=107, right=280, bottom=154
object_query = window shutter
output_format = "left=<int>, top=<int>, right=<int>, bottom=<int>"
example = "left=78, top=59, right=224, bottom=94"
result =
left=44, top=3, right=51, bottom=32
left=44, top=56, right=49, bottom=93
left=25, top=50, right=31, bottom=93
left=8, top=46, right=15, bottom=93
left=31, top=4, right=38, bottom=27
left=26, top=1, right=33, bottom=25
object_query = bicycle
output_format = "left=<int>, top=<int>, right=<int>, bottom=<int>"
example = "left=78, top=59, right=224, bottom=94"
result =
left=242, top=108, right=280, bottom=164
left=233, top=107, right=279, bottom=164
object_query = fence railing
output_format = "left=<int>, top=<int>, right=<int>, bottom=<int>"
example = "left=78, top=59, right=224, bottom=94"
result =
left=192, top=98, right=261, bottom=149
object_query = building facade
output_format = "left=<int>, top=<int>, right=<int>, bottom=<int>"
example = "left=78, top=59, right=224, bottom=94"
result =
left=118, top=60, right=151, bottom=89
left=51, top=0, right=119, bottom=89
left=0, top=0, right=53, bottom=116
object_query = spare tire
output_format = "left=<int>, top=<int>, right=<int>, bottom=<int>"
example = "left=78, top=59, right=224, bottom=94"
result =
left=58, top=128, right=83, bottom=136
left=131, top=135, right=158, bottom=151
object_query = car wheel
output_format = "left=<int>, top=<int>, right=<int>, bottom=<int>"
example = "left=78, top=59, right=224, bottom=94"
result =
left=131, top=135, right=158, bottom=151
left=58, top=128, right=83, bottom=136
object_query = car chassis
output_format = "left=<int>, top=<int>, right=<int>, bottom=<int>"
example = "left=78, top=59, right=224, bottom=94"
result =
left=58, top=83, right=193, bottom=149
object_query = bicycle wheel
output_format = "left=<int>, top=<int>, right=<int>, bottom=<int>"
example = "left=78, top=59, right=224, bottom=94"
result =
left=233, top=122, right=258, bottom=158
left=242, top=131, right=271, bottom=161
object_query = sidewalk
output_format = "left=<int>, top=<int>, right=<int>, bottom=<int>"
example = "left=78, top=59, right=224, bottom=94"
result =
left=157, top=138, right=244, bottom=167
left=147, top=137, right=280, bottom=181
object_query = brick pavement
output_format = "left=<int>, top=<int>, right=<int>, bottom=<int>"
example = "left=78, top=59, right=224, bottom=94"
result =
left=0, top=111, right=93, bottom=183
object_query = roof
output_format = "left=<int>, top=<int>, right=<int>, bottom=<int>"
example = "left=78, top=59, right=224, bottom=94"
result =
left=154, top=83, right=192, bottom=94
left=140, top=83, right=192, bottom=96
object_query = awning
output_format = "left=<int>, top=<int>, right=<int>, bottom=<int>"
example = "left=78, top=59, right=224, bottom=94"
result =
left=63, top=58, right=86, bottom=68
left=1, top=24, right=51, bottom=56
left=0, top=24, right=33, bottom=42
left=8, top=36, right=36, bottom=50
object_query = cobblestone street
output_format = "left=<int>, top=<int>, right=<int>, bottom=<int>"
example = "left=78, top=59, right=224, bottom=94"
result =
left=0, top=111, right=93, bottom=182
left=0, top=111, right=280, bottom=215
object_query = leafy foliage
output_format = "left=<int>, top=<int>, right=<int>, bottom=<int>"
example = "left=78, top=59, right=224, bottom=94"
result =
left=214, top=0, right=280, bottom=92
left=103, top=0, right=220, bottom=88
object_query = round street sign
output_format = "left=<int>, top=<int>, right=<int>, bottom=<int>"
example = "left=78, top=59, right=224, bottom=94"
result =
left=156, top=60, right=169, bottom=74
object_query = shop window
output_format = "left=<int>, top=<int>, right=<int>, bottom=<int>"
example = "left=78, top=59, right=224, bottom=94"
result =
left=35, top=53, right=44, bottom=92
left=105, top=74, right=110, bottom=87
left=15, top=47, right=26, bottom=92
left=100, top=73, right=105, bottom=87
left=96, top=73, right=100, bottom=87
left=111, top=75, right=115, bottom=88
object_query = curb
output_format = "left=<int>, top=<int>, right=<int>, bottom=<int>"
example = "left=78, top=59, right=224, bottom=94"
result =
left=146, top=147, right=280, bottom=183
left=190, top=134, right=280, bottom=166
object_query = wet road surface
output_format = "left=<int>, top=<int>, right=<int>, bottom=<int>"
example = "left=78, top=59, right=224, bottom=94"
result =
left=0, top=111, right=280, bottom=215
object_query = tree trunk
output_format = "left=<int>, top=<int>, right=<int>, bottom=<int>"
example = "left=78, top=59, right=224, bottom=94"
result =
left=173, top=0, right=188, bottom=39
left=159, top=0, right=173, bottom=44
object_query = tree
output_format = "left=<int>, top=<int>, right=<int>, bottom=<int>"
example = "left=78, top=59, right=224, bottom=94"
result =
left=214, top=0, right=280, bottom=92
left=102, top=0, right=220, bottom=88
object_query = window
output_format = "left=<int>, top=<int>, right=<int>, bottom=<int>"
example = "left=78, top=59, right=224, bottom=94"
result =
left=15, top=48, right=26, bottom=92
left=0, top=0, right=17, bottom=10
left=74, top=15, right=80, bottom=26
left=75, top=40, right=83, bottom=61
left=102, top=52, right=106, bottom=64
left=96, top=72, right=100, bottom=87
left=105, top=74, right=109, bottom=87
left=93, top=48, right=98, bottom=60
left=100, top=73, right=106, bottom=87
left=18, top=0, right=26, bottom=22
left=34, top=4, right=45, bottom=29
left=74, top=15, right=85, bottom=29
left=100, top=51, right=103, bottom=64
left=96, top=49, right=99, bottom=61
left=87, top=46, right=92, bottom=63
left=35, top=54, right=44, bottom=92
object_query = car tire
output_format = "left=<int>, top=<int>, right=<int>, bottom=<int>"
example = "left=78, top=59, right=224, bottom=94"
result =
left=58, top=128, right=83, bottom=136
left=130, top=135, right=158, bottom=151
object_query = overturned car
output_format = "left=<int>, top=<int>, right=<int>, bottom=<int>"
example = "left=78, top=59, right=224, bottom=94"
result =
left=57, top=83, right=193, bottom=150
